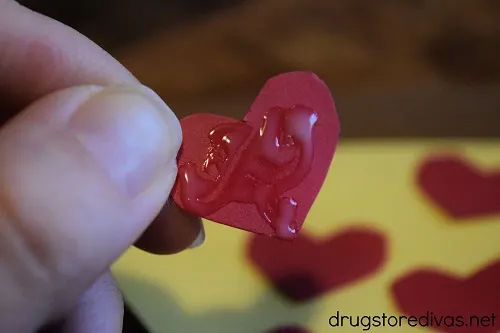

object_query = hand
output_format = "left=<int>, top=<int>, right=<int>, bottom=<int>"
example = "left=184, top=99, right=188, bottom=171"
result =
left=0, top=1, right=204, bottom=332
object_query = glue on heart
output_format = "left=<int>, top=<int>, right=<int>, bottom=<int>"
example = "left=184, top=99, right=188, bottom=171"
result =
left=172, top=72, right=340, bottom=241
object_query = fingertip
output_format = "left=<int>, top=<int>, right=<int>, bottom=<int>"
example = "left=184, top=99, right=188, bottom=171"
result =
left=188, top=222, right=205, bottom=249
left=134, top=200, right=205, bottom=255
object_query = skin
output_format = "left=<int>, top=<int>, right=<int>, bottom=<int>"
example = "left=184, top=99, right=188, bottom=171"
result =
left=0, top=1, right=204, bottom=332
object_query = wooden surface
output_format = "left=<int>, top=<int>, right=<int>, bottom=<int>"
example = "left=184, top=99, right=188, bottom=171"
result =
left=111, top=0, right=500, bottom=137
left=21, top=0, right=500, bottom=137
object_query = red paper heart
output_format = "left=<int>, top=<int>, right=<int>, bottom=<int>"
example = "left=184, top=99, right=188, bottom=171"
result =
left=265, top=326, right=310, bottom=333
left=247, top=227, right=387, bottom=303
left=172, top=72, right=340, bottom=240
left=391, top=261, right=500, bottom=333
left=417, top=155, right=500, bottom=219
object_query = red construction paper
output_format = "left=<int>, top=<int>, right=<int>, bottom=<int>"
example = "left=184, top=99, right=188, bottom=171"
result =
left=172, top=72, right=340, bottom=240
left=247, top=227, right=387, bottom=303
left=417, top=155, right=500, bottom=219
left=391, top=261, right=500, bottom=333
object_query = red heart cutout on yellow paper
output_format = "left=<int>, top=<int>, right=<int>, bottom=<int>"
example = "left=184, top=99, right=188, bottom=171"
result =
left=392, top=261, right=500, bottom=333
left=418, top=155, right=500, bottom=219
left=248, top=227, right=387, bottom=302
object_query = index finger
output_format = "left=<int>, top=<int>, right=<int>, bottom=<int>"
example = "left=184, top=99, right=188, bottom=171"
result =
left=0, top=0, right=137, bottom=113
left=0, top=0, right=204, bottom=254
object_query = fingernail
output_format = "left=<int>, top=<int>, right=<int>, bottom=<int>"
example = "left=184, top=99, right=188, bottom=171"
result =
left=189, top=223, right=205, bottom=249
left=68, top=85, right=182, bottom=197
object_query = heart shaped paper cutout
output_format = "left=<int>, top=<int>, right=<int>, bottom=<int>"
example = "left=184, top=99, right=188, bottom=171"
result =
left=265, top=326, right=310, bottom=333
left=417, top=155, right=500, bottom=219
left=247, top=227, right=387, bottom=303
left=172, top=72, right=340, bottom=240
left=391, top=261, right=500, bottom=333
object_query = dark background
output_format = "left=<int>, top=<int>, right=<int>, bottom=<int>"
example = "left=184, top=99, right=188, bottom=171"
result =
left=19, top=0, right=500, bottom=138
left=19, top=0, right=500, bottom=332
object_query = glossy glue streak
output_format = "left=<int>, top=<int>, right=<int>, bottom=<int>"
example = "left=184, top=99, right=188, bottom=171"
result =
left=179, top=105, right=317, bottom=240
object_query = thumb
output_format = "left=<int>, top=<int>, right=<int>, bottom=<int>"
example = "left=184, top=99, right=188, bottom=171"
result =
left=0, top=85, right=181, bottom=332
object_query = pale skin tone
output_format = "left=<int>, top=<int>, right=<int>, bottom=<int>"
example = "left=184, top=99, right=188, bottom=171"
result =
left=0, top=1, right=205, bottom=332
